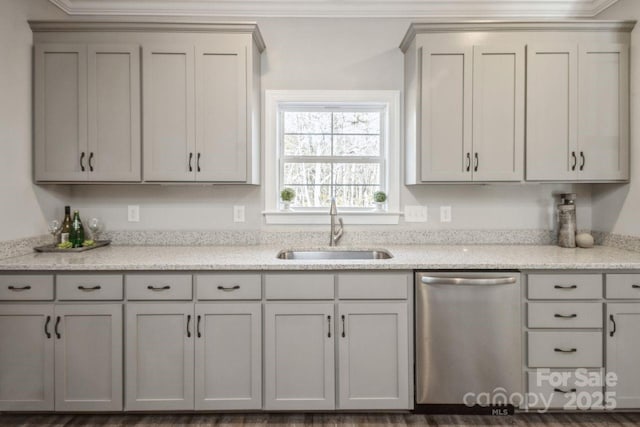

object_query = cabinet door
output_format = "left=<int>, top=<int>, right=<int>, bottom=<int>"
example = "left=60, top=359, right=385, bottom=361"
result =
left=526, top=44, right=579, bottom=181
left=54, top=304, right=122, bottom=411
left=142, top=45, right=196, bottom=181
left=337, top=303, right=409, bottom=410
left=472, top=45, right=525, bottom=182
left=34, top=44, right=88, bottom=181
left=0, top=305, right=54, bottom=411
left=578, top=44, right=629, bottom=181
left=195, top=303, right=261, bottom=410
left=125, top=303, right=194, bottom=410
left=607, top=303, right=640, bottom=409
left=264, top=303, right=335, bottom=410
left=420, top=45, right=472, bottom=182
left=195, top=43, right=247, bottom=182
left=88, top=44, right=141, bottom=182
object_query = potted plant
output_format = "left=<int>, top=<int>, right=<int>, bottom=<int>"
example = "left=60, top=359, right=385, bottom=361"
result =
left=373, top=191, right=387, bottom=211
left=280, top=187, right=296, bottom=211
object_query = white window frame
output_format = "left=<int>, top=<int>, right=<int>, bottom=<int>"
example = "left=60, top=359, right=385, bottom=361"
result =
left=264, top=90, right=401, bottom=225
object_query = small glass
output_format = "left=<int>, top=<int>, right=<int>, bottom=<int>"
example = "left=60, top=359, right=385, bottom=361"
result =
left=48, top=220, right=61, bottom=244
left=88, top=218, right=102, bottom=241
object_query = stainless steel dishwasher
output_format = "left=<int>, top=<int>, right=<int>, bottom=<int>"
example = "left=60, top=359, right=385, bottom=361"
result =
left=415, top=272, right=522, bottom=406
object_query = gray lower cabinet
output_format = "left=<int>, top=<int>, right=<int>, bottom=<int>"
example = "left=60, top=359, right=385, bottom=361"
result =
left=54, top=304, right=123, bottom=411
left=264, top=303, right=335, bottom=410
left=194, top=303, right=262, bottom=410
left=125, top=303, right=195, bottom=411
left=606, top=303, right=640, bottom=409
left=337, top=303, right=409, bottom=410
left=0, top=305, right=54, bottom=411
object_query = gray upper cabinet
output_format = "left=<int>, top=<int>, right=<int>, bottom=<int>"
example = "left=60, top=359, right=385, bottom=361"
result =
left=0, top=305, right=54, bottom=411
left=527, top=42, right=629, bottom=182
left=31, top=21, right=264, bottom=185
left=402, top=21, right=633, bottom=185
left=34, top=43, right=141, bottom=182
left=408, top=40, right=524, bottom=183
left=34, top=44, right=88, bottom=182
left=142, top=45, right=196, bottom=182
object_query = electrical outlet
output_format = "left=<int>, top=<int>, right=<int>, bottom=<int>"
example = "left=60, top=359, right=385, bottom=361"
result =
left=440, top=206, right=452, bottom=223
left=127, top=205, right=140, bottom=222
left=404, top=205, right=428, bottom=223
left=233, top=205, right=245, bottom=223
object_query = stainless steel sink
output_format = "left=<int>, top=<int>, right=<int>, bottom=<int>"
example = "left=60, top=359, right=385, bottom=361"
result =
left=276, top=249, right=393, bottom=260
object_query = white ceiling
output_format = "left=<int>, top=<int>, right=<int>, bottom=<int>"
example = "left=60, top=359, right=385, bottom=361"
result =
left=49, top=0, right=620, bottom=18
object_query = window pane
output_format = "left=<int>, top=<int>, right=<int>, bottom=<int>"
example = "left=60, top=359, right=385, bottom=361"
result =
left=284, top=112, right=331, bottom=134
left=333, top=135, right=380, bottom=156
left=283, top=134, right=331, bottom=156
left=333, top=163, right=380, bottom=186
left=334, top=185, right=381, bottom=208
left=283, top=163, right=332, bottom=186
left=288, top=185, right=332, bottom=208
left=332, top=112, right=380, bottom=135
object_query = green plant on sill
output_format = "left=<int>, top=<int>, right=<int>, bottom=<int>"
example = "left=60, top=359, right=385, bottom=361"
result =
left=280, top=187, right=296, bottom=202
left=373, top=191, right=387, bottom=203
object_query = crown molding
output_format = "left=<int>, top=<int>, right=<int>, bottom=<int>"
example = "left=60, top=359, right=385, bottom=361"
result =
left=399, top=19, right=636, bottom=51
left=28, top=20, right=266, bottom=52
left=49, top=0, right=621, bottom=19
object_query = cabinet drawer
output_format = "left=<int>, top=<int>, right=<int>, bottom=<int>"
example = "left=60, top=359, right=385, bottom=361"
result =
left=528, top=331, right=602, bottom=368
left=527, top=369, right=604, bottom=409
left=126, top=274, right=192, bottom=300
left=265, top=274, right=334, bottom=300
left=528, top=274, right=602, bottom=299
left=57, top=274, right=123, bottom=300
left=337, top=273, right=408, bottom=300
left=606, top=274, right=640, bottom=299
left=196, top=274, right=261, bottom=300
left=0, top=275, right=54, bottom=300
left=527, top=302, right=603, bottom=328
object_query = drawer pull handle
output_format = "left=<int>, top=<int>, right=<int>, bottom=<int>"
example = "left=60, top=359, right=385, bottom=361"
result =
left=54, top=316, right=61, bottom=339
left=554, top=285, right=578, bottom=290
left=147, top=285, right=170, bottom=291
left=554, top=388, right=577, bottom=394
left=8, top=285, right=31, bottom=291
left=632, top=284, right=640, bottom=289
left=610, top=314, right=617, bottom=337
left=186, top=315, right=192, bottom=338
left=554, top=347, right=577, bottom=353
left=554, top=313, right=578, bottom=319
left=217, top=285, right=240, bottom=292
left=341, top=314, right=346, bottom=338
left=197, top=315, right=202, bottom=338
left=44, top=315, right=51, bottom=339
left=327, top=315, right=331, bottom=338
left=78, top=285, right=101, bottom=291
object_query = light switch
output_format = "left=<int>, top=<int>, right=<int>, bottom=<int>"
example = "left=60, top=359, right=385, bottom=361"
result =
left=405, top=205, right=428, bottom=223
left=233, top=205, right=245, bottom=223
left=127, top=205, right=140, bottom=222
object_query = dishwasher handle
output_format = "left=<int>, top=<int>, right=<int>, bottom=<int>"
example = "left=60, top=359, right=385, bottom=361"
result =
left=420, top=276, right=517, bottom=286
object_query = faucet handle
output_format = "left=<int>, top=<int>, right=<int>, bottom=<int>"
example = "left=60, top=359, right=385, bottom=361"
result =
left=330, top=198, right=338, bottom=215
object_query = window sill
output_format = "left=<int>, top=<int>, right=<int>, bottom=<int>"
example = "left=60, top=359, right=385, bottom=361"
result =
left=263, top=210, right=401, bottom=225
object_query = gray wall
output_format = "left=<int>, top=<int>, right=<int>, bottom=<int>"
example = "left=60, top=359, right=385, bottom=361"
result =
left=0, top=2, right=594, bottom=239
left=0, top=0, right=69, bottom=241
left=593, top=0, right=640, bottom=237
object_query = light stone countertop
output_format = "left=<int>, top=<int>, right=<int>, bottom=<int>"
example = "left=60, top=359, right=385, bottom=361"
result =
left=1, top=244, right=640, bottom=271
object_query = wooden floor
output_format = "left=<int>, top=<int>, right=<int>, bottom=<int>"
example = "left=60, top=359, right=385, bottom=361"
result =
left=1, top=413, right=640, bottom=427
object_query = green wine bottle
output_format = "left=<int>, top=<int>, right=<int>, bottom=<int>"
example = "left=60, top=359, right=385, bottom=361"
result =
left=70, top=210, right=85, bottom=248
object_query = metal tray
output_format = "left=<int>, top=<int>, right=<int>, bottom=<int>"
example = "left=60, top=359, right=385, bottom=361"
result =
left=33, top=240, right=111, bottom=253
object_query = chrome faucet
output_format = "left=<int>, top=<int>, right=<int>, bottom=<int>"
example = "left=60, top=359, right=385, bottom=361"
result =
left=329, top=198, right=344, bottom=247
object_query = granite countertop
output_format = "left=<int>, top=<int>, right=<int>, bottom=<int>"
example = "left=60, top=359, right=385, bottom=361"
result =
left=1, top=244, right=640, bottom=271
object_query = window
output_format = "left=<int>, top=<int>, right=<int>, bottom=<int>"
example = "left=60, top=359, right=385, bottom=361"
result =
left=264, top=91, right=400, bottom=225
left=280, top=107, right=384, bottom=209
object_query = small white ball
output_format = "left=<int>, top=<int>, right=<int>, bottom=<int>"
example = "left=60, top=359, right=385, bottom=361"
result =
left=576, top=233, right=594, bottom=249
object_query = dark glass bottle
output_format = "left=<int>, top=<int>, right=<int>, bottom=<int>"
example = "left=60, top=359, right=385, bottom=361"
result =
left=60, top=206, right=72, bottom=244
left=70, top=210, right=85, bottom=248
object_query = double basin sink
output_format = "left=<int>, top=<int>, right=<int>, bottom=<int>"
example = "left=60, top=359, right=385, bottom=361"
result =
left=276, top=249, right=393, bottom=260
